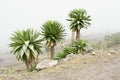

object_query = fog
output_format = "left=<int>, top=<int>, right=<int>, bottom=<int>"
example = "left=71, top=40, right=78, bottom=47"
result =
left=0, top=0, right=120, bottom=54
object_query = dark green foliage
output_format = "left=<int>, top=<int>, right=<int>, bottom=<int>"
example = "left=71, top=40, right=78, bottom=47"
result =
left=56, top=46, right=76, bottom=60
left=73, top=40, right=88, bottom=54
left=56, top=52, right=67, bottom=60
left=41, top=20, right=66, bottom=59
left=67, top=8, right=91, bottom=31
left=63, top=46, right=77, bottom=54
left=67, top=8, right=91, bottom=40
left=41, top=20, right=66, bottom=47
left=56, top=40, right=88, bottom=60
left=9, top=29, right=42, bottom=71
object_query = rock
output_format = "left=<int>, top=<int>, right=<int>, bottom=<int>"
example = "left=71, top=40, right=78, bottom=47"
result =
left=36, top=59, right=58, bottom=70
left=85, top=47, right=94, bottom=53
left=107, top=53, right=111, bottom=56
left=91, top=51, right=96, bottom=55
left=62, top=53, right=77, bottom=62
left=2, top=74, right=7, bottom=77
left=109, top=50, right=117, bottom=54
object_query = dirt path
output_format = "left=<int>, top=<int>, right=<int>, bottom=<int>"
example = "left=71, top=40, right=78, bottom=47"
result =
left=0, top=50, right=120, bottom=80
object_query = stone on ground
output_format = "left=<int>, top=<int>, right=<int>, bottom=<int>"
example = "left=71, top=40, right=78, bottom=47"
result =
left=36, top=59, right=58, bottom=70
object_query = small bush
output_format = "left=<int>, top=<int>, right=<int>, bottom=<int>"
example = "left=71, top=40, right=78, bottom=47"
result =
left=73, top=40, right=88, bottom=54
left=56, top=39, right=88, bottom=60
left=55, top=46, right=76, bottom=60
left=55, top=52, right=68, bottom=60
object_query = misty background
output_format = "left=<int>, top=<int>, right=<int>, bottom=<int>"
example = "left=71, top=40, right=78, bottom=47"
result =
left=0, top=0, right=120, bottom=56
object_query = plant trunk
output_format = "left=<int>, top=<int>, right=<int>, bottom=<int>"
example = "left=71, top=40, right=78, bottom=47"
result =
left=71, top=31, right=75, bottom=45
left=76, top=29, right=80, bottom=40
left=50, top=45, right=54, bottom=59
left=35, top=55, right=39, bottom=65
left=29, top=57, right=32, bottom=69
left=26, top=57, right=36, bottom=71
left=25, top=61, right=30, bottom=71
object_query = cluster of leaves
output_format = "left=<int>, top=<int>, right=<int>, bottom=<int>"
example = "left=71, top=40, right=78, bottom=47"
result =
left=10, top=20, right=66, bottom=71
left=56, top=46, right=76, bottom=60
left=10, top=29, right=42, bottom=71
left=67, top=9, right=91, bottom=40
left=104, top=32, right=120, bottom=48
left=67, top=9, right=91, bottom=31
left=56, top=40, right=88, bottom=60
left=41, top=20, right=66, bottom=59
left=9, top=8, right=91, bottom=71
left=41, top=20, right=66, bottom=47
left=73, top=40, right=88, bottom=53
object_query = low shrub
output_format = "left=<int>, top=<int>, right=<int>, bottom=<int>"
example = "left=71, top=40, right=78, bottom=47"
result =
left=73, top=40, right=88, bottom=54
left=55, top=46, right=76, bottom=60
left=56, top=39, right=88, bottom=60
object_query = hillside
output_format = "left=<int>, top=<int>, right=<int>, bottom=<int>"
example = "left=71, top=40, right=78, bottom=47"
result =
left=0, top=48, right=120, bottom=80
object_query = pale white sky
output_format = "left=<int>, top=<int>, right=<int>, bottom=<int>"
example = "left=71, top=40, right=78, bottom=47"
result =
left=0, top=0, right=120, bottom=54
